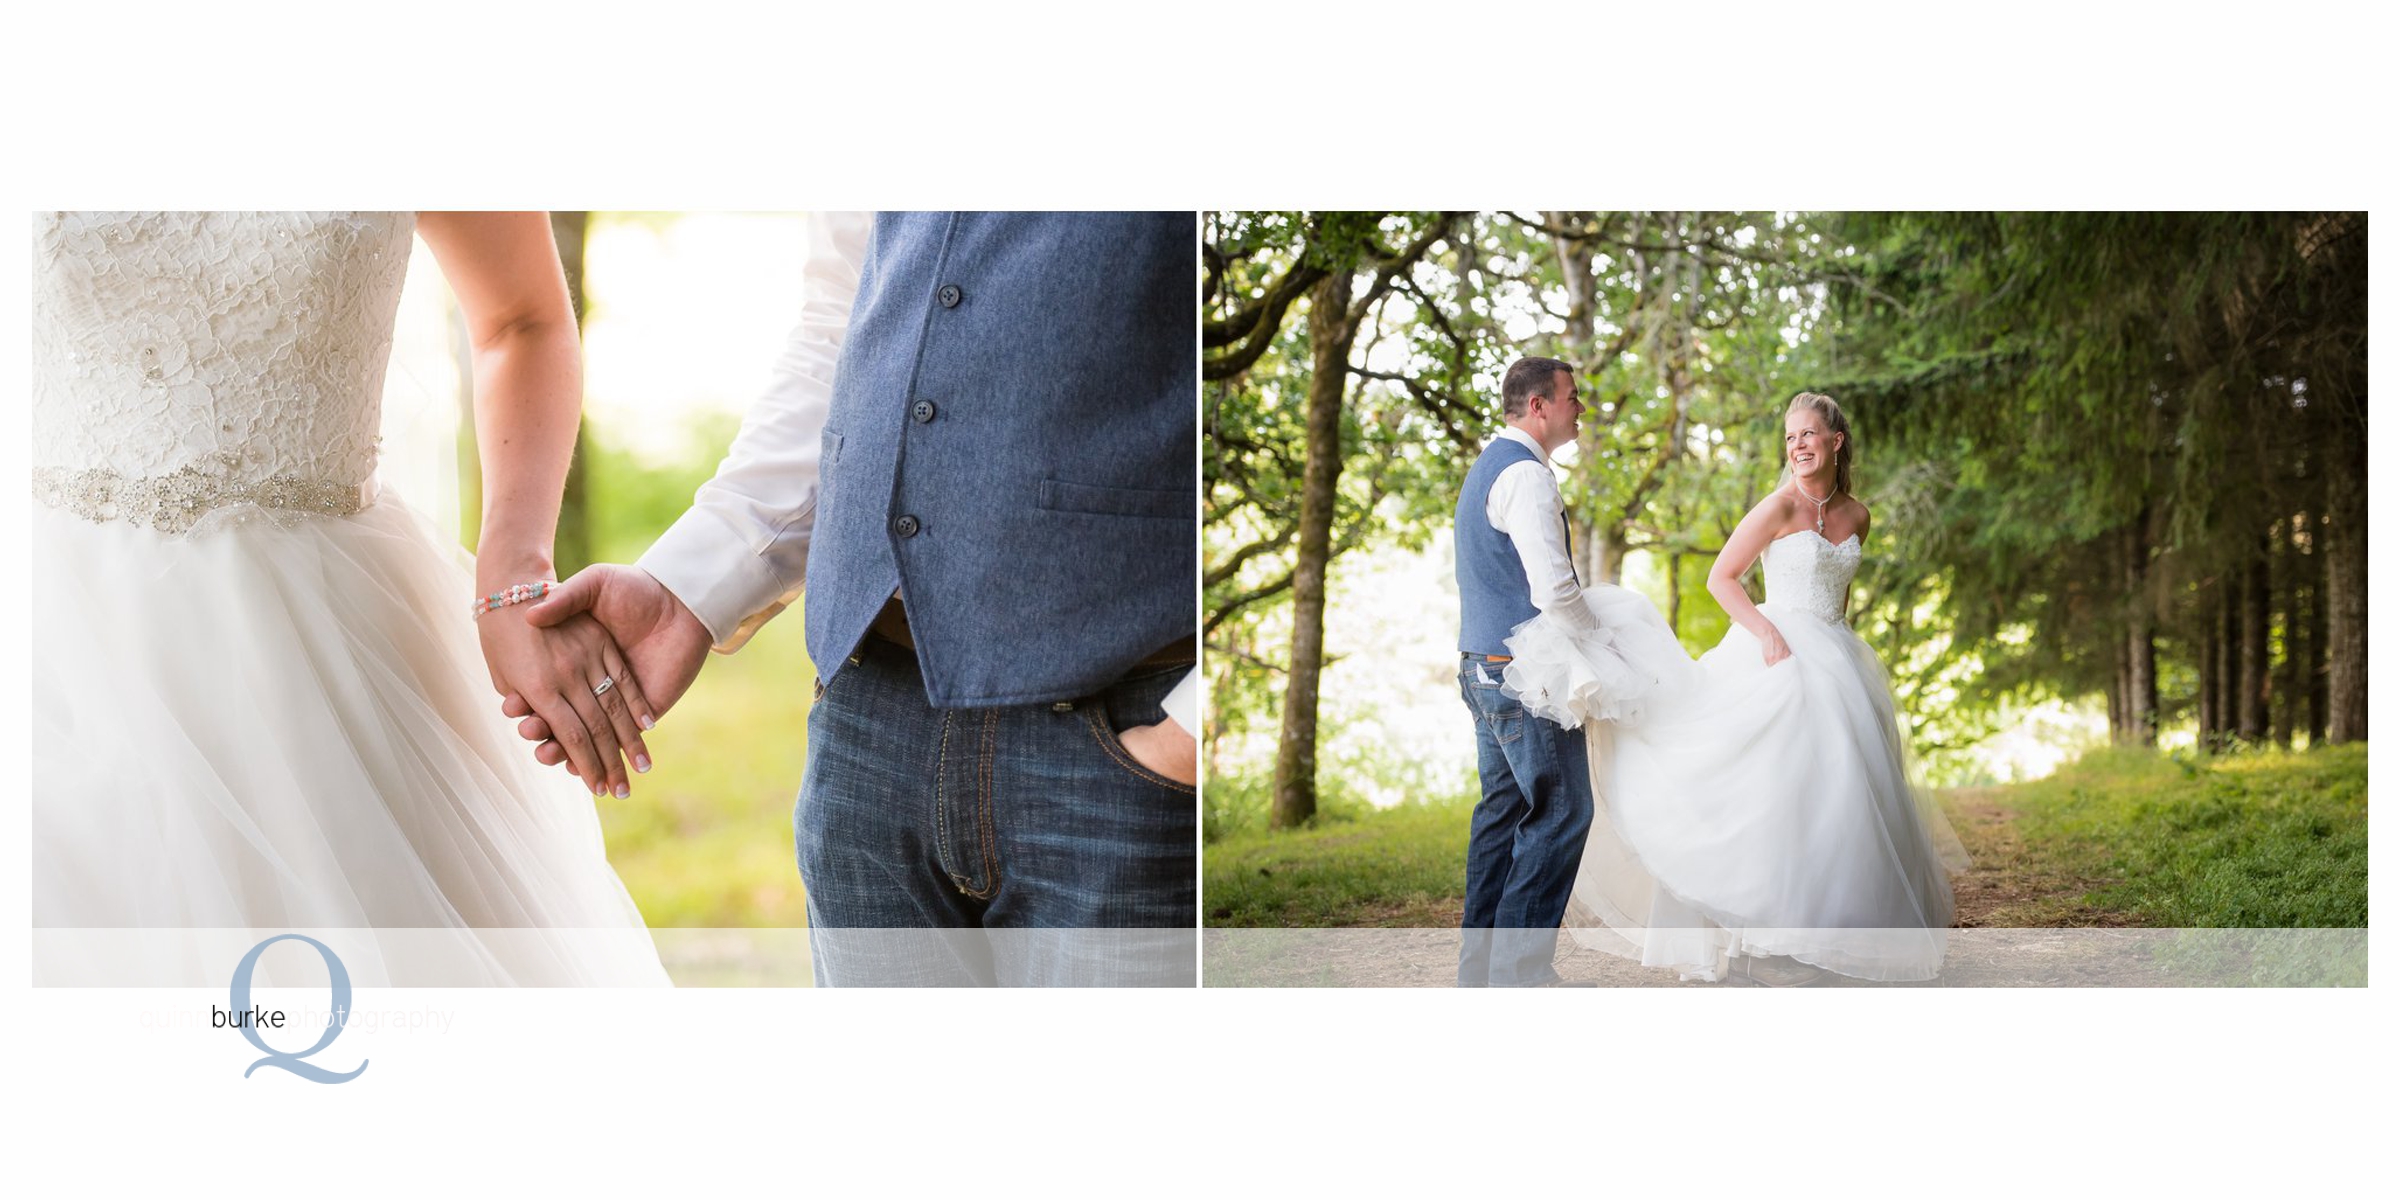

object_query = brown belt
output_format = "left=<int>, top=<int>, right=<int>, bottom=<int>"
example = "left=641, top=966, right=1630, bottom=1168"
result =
left=868, top=597, right=1195, bottom=668
left=1462, top=652, right=1513, bottom=663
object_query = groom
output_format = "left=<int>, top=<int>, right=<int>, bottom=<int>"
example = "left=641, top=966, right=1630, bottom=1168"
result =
left=1453, top=356, right=1599, bottom=987
left=507, top=212, right=1198, bottom=986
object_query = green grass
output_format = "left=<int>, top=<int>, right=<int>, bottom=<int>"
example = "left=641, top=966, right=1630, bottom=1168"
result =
left=1202, top=744, right=2369, bottom=930
left=1995, top=743, right=2366, bottom=928
left=592, top=607, right=815, bottom=927
left=1204, top=795, right=1475, bottom=926
left=561, top=424, right=815, bottom=928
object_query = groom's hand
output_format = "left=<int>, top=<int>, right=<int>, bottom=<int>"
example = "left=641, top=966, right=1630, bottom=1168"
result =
left=502, top=565, right=714, bottom=771
left=1116, top=717, right=1198, bottom=787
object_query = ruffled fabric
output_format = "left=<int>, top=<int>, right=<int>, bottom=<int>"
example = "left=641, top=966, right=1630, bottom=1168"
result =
left=1499, top=583, right=1697, bottom=729
left=1507, top=571, right=1967, bottom=982
left=31, top=492, right=670, bottom=987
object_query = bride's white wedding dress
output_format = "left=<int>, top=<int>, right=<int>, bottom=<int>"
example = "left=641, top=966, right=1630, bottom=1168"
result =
left=1502, top=528, right=1965, bottom=982
left=31, top=212, right=667, bottom=985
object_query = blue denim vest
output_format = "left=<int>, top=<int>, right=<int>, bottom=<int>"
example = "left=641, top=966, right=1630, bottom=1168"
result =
left=808, top=212, right=1195, bottom=708
left=1455, top=437, right=1545, bottom=657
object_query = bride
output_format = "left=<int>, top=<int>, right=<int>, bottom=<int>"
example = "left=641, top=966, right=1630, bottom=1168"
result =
left=1503, top=392, right=1963, bottom=984
left=31, top=212, right=668, bottom=986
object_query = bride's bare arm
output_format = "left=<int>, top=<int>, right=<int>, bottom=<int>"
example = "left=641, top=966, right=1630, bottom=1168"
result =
left=1841, top=503, right=1873, bottom=620
left=1708, top=492, right=1797, bottom=665
left=415, top=212, right=653, bottom=796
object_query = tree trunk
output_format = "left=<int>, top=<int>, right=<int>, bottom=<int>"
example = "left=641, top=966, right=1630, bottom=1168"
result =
left=1887, top=580, right=1913, bottom=671
left=2108, top=637, right=2129, bottom=744
left=548, top=211, right=594, bottom=576
left=2195, top=588, right=2218, bottom=749
left=2122, top=516, right=2157, bottom=747
left=2323, top=426, right=2367, bottom=743
left=2238, top=541, right=2270, bottom=743
left=2216, top=582, right=2240, bottom=752
left=1269, top=271, right=1357, bottom=829
left=1548, top=212, right=1604, bottom=589
left=1665, top=551, right=1682, bottom=636
left=2307, top=511, right=2330, bottom=744
left=1592, top=523, right=1625, bottom=586
left=2271, top=516, right=2297, bottom=749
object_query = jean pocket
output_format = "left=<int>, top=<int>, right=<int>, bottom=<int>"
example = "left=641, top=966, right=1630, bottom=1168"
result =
left=1038, top=478, right=1191, bottom=521
left=1462, top=667, right=1525, bottom=737
left=1081, top=705, right=1197, bottom=795
left=1490, top=709, right=1524, bottom=744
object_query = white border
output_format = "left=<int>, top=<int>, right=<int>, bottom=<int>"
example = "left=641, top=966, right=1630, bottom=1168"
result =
left=7, top=0, right=2391, bottom=1190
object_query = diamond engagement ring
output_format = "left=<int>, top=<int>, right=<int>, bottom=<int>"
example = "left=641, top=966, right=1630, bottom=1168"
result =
left=592, top=676, right=616, bottom=698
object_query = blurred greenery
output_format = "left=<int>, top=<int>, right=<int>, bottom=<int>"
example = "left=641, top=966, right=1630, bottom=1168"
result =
left=572, top=411, right=815, bottom=928
left=1202, top=743, right=2365, bottom=930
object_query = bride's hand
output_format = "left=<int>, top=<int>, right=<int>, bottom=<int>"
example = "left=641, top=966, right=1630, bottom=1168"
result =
left=502, top=564, right=715, bottom=777
left=1758, top=623, right=1793, bottom=667
left=478, top=607, right=656, bottom=798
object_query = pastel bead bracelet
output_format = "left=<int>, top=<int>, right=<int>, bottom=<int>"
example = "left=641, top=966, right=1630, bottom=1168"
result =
left=472, top=581, right=553, bottom=619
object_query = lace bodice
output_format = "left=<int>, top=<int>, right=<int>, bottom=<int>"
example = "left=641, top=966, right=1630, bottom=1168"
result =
left=31, top=212, right=415, bottom=533
left=1761, top=529, right=1860, bottom=623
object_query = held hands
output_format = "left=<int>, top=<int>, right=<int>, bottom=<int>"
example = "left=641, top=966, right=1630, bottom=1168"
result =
left=501, top=565, right=714, bottom=783
left=477, top=601, right=657, bottom=799
left=493, top=564, right=1197, bottom=790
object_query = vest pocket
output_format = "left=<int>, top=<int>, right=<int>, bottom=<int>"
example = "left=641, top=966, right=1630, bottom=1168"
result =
left=818, top=427, right=843, bottom=495
left=1038, top=478, right=1191, bottom=521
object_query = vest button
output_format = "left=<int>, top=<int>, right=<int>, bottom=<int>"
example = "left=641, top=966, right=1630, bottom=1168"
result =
left=912, top=399, right=937, bottom=424
left=891, top=514, right=921, bottom=538
left=936, top=284, right=963, bottom=309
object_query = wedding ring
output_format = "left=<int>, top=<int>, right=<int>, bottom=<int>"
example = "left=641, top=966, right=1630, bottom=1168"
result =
left=592, top=676, right=616, bottom=698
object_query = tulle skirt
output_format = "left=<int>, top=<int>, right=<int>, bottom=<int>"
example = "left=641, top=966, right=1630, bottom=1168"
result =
left=31, top=491, right=669, bottom=986
left=1504, top=586, right=1965, bottom=982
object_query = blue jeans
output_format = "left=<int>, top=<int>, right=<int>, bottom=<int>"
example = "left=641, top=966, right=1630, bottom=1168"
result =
left=1457, top=658, right=1594, bottom=987
left=795, top=635, right=1196, bottom=986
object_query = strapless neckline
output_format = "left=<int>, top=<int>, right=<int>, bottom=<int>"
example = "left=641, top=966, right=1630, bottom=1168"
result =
left=1762, top=526, right=1863, bottom=622
left=1769, top=528, right=1861, bottom=551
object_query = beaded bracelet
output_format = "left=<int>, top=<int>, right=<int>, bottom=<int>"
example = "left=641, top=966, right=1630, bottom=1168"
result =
left=472, top=581, right=554, bottom=619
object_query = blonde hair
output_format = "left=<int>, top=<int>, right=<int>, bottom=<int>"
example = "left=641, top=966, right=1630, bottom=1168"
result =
left=1786, top=391, right=1854, bottom=495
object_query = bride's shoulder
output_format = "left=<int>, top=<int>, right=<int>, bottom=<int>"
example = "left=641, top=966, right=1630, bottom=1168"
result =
left=1844, top=495, right=1874, bottom=534
left=1748, top=489, right=1801, bottom=523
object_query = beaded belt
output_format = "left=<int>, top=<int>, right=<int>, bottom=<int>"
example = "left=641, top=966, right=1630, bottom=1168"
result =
left=32, top=463, right=371, bottom=535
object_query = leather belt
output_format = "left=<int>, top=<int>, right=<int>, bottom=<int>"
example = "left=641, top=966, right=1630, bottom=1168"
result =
left=868, top=597, right=1195, bottom=668
left=1461, top=652, right=1513, bottom=663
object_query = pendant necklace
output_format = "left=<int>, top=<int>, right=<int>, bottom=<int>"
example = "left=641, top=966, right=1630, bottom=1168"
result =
left=1794, top=477, right=1833, bottom=535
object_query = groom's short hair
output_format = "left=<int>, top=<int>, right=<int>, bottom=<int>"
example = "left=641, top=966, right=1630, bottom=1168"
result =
left=1501, top=357, right=1572, bottom=418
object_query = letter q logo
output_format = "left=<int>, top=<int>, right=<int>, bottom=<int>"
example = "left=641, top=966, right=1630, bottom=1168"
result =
left=229, top=935, right=368, bottom=1084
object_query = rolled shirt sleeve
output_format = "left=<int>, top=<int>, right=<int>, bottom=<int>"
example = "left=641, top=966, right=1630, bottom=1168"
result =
left=635, top=211, right=871, bottom=650
left=1485, top=448, right=1599, bottom=637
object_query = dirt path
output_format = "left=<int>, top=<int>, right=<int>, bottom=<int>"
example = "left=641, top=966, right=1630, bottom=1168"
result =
left=1941, top=788, right=2134, bottom=929
left=1205, top=796, right=2187, bottom=987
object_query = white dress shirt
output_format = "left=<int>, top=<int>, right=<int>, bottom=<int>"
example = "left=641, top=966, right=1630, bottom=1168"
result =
left=1482, top=426, right=1598, bottom=635
left=635, top=212, right=1200, bottom=735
